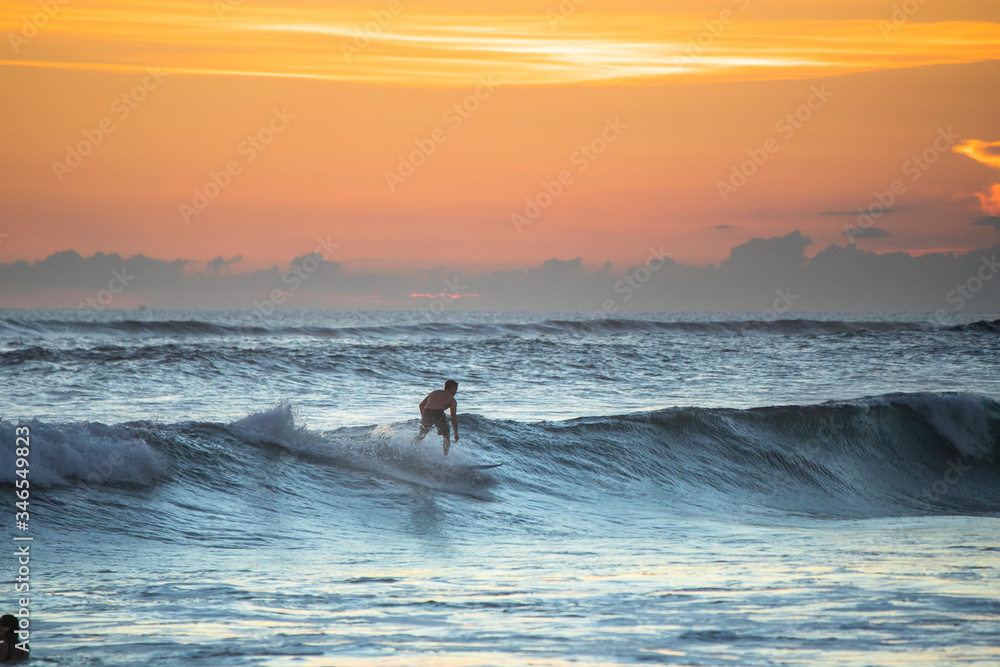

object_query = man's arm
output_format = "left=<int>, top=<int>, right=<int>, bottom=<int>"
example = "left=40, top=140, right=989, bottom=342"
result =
left=418, top=396, right=428, bottom=417
left=450, top=400, right=459, bottom=441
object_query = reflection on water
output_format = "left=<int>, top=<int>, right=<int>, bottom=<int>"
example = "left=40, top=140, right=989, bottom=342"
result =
left=40, top=513, right=1000, bottom=666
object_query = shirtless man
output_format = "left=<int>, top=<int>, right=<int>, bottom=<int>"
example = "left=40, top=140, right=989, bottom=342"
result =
left=413, top=379, right=459, bottom=456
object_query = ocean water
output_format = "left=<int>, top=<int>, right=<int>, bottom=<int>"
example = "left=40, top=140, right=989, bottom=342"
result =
left=1, top=309, right=999, bottom=666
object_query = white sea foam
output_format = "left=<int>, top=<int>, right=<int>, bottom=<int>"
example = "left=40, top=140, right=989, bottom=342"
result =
left=0, top=419, right=165, bottom=486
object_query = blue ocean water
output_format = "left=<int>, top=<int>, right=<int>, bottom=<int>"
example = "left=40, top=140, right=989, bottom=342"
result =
left=2, top=309, right=999, bottom=665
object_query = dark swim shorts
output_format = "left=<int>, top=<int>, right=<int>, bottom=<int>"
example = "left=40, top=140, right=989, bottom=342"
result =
left=420, top=408, right=450, bottom=436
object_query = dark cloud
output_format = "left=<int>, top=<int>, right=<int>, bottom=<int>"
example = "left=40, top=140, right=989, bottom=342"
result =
left=0, top=251, right=189, bottom=290
left=721, top=231, right=810, bottom=272
left=539, top=257, right=583, bottom=273
left=711, top=225, right=738, bottom=230
left=974, top=216, right=1000, bottom=231
left=2, top=234, right=999, bottom=312
left=844, top=226, right=891, bottom=239
left=205, top=255, right=243, bottom=275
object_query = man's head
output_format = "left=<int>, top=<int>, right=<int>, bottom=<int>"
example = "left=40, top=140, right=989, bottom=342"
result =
left=444, top=379, right=459, bottom=394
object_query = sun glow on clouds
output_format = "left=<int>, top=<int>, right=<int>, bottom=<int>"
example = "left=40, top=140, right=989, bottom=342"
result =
left=1, top=1, right=998, bottom=85
left=955, top=140, right=1000, bottom=216
left=410, top=293, right=481, bottom=299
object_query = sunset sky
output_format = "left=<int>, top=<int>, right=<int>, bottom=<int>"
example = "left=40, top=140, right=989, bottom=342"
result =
left=2, top=0, right=999, bottom=285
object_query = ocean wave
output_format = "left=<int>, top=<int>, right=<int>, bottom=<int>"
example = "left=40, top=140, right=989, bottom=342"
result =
left=950, top=318, right=1000, bottom=333
left=0, top=419, right=165, bottom=486
left=4, top=392, right=997, bottom=519
left=516, top=393, right=1000, bottom=516
left=4, top=316, right=997, bottom=342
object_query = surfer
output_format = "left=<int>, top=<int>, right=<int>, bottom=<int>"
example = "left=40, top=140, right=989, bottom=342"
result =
left=413, top=379, right=459, bottom=456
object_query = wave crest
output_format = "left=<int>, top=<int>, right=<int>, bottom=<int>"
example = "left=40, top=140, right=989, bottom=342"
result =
left=0, top=419, right=166, bottom=486
left=4, top=393, right=998, bottom=517
left=5, top=316, right=999, bottom=342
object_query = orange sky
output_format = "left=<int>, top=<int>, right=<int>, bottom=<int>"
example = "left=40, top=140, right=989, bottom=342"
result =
left=1, top=0, right=999, bottom=271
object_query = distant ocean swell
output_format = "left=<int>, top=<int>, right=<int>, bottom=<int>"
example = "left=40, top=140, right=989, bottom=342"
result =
left=3, top=392, right=997, bottom=520
left=2, top=317, right=999, bottom=342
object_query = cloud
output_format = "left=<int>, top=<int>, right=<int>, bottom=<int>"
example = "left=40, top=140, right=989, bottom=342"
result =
left=0, top=250, right=189, bottom=291
left=845, top=226, right=891, bottom=239
left=954, top=139, right=1000, bottom=215
left=13, top=6, right=1000, bottom=86
left=2, top=234, right=1000, bottom=312
left=721, top=231, right=810, bottom=272
left=205, top=255, right=243, bottom=275
left=538, top=257, right=584, bottom=273
left=974, top=216, right=1000, bottom=232
left=821, top=209, right=897, bottom=217
left=710, top=225, right=738, bottom=230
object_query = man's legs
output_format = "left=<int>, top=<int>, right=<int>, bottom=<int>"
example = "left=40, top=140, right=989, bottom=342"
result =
left=442, top=434, right=450, bottom=457
left=413, top=423, right=430, bottom=444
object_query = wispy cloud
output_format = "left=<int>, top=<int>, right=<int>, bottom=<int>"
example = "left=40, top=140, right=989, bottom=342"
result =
left=1, top=3, right=998, bottom=85
left=846, top=226, right=890, bottom=239
left=821, top=208, right=901, bottom=216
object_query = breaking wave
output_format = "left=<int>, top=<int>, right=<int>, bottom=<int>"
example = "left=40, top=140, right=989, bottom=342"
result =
left=4, top=392, right=998, bottom=520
